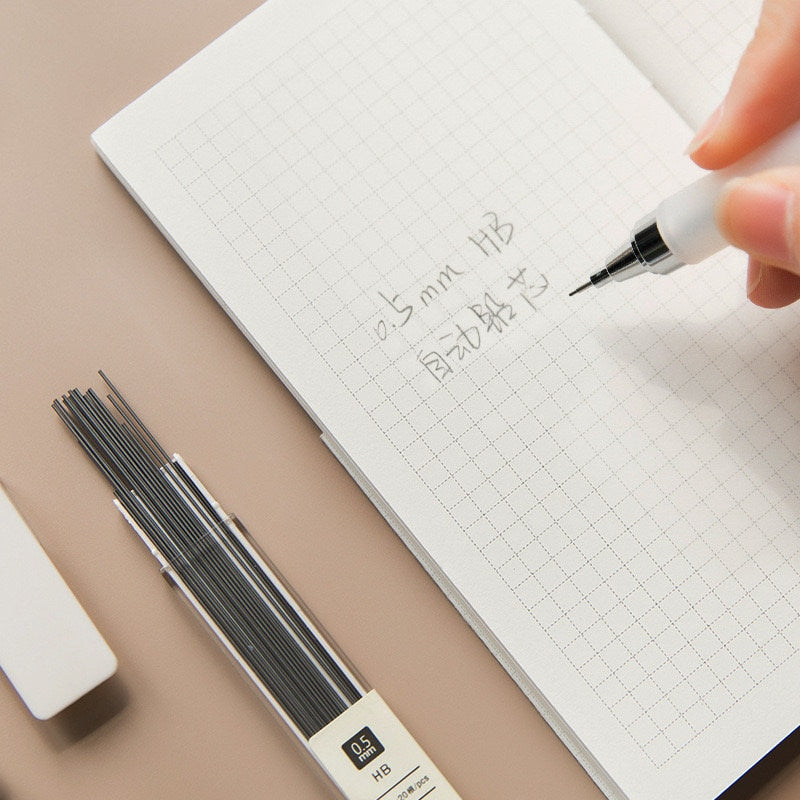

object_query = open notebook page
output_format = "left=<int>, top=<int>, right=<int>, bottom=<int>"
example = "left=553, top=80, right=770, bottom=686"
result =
left=92, top=1, right=800, bottom=798
left=581, top=0, right=762, bottom=128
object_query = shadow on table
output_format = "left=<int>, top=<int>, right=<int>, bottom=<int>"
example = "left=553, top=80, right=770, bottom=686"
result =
left=719, top=725, right=800, bottom=799
left=40, top=674, right=128, bottom=750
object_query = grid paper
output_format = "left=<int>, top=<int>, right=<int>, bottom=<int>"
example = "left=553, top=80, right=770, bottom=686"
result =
left=151, top=0, right=800, bottom=771
left=637, top=0, right=759, bottom=95
left=94, top=0, right=800, bottom=793
left=581, top=0, right=762, bottom=128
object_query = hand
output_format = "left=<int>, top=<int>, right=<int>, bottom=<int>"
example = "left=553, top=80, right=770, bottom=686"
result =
left=688, top=0, right=800, bottom=308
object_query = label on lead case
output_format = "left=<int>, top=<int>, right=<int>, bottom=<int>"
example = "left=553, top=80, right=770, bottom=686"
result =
left=308, top=690, right=462, bottom=800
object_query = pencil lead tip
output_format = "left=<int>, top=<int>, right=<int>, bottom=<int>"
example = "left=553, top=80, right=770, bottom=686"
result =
left=568, top=280, right=592, bottom=297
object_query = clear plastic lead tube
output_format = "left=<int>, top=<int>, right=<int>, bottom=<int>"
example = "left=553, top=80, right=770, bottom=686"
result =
left=54, top=374, right=463, bottom=800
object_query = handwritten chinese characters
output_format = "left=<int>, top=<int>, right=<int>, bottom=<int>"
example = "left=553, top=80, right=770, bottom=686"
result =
left=419, top=268, right=548, bottom=383
left=372, top=211, right=550, bottom=383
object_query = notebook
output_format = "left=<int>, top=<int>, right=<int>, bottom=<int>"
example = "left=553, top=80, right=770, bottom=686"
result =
left=91, top=1, right=800, bottom=798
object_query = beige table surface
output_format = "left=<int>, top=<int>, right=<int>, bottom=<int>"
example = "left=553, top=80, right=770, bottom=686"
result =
left=2, top=2, right=800, bottom=798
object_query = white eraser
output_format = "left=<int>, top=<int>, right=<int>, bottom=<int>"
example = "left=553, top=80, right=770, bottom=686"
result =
left=0, top=484, right=117, bottom=719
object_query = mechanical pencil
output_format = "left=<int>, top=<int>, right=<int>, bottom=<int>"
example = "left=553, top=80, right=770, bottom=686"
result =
left=570, top=118, right=800, bottom=295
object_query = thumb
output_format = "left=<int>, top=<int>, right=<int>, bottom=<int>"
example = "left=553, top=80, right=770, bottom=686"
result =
left=717, top=166, right=800, bottom=275
left=689, top=0, right=800, bottom=169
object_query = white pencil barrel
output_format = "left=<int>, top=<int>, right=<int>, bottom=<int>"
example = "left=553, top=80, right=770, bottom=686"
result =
left=657, top=118, right=800, bottom=265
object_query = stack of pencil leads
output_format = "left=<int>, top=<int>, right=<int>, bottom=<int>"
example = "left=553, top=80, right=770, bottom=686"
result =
left=53, top=373, right=365, bottom=739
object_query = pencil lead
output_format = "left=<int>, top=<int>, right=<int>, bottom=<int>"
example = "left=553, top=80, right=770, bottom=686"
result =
left=568, top=280, right=592, bottom=297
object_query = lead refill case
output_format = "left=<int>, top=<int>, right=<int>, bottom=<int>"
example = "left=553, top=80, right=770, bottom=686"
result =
left=54, top=376, right=461, bottom=800
left=138, top=459, right=457, bottom=800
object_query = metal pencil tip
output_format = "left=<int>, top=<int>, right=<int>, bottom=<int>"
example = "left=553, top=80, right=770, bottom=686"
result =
left=568, top=280, right=593, bottom=297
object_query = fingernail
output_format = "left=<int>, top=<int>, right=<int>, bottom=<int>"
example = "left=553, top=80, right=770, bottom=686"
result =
left=719, top=178, right=795, bottom=266
left=685, top=103, right=724, bottom=155
left=746, top=261, right=763, bottom=298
